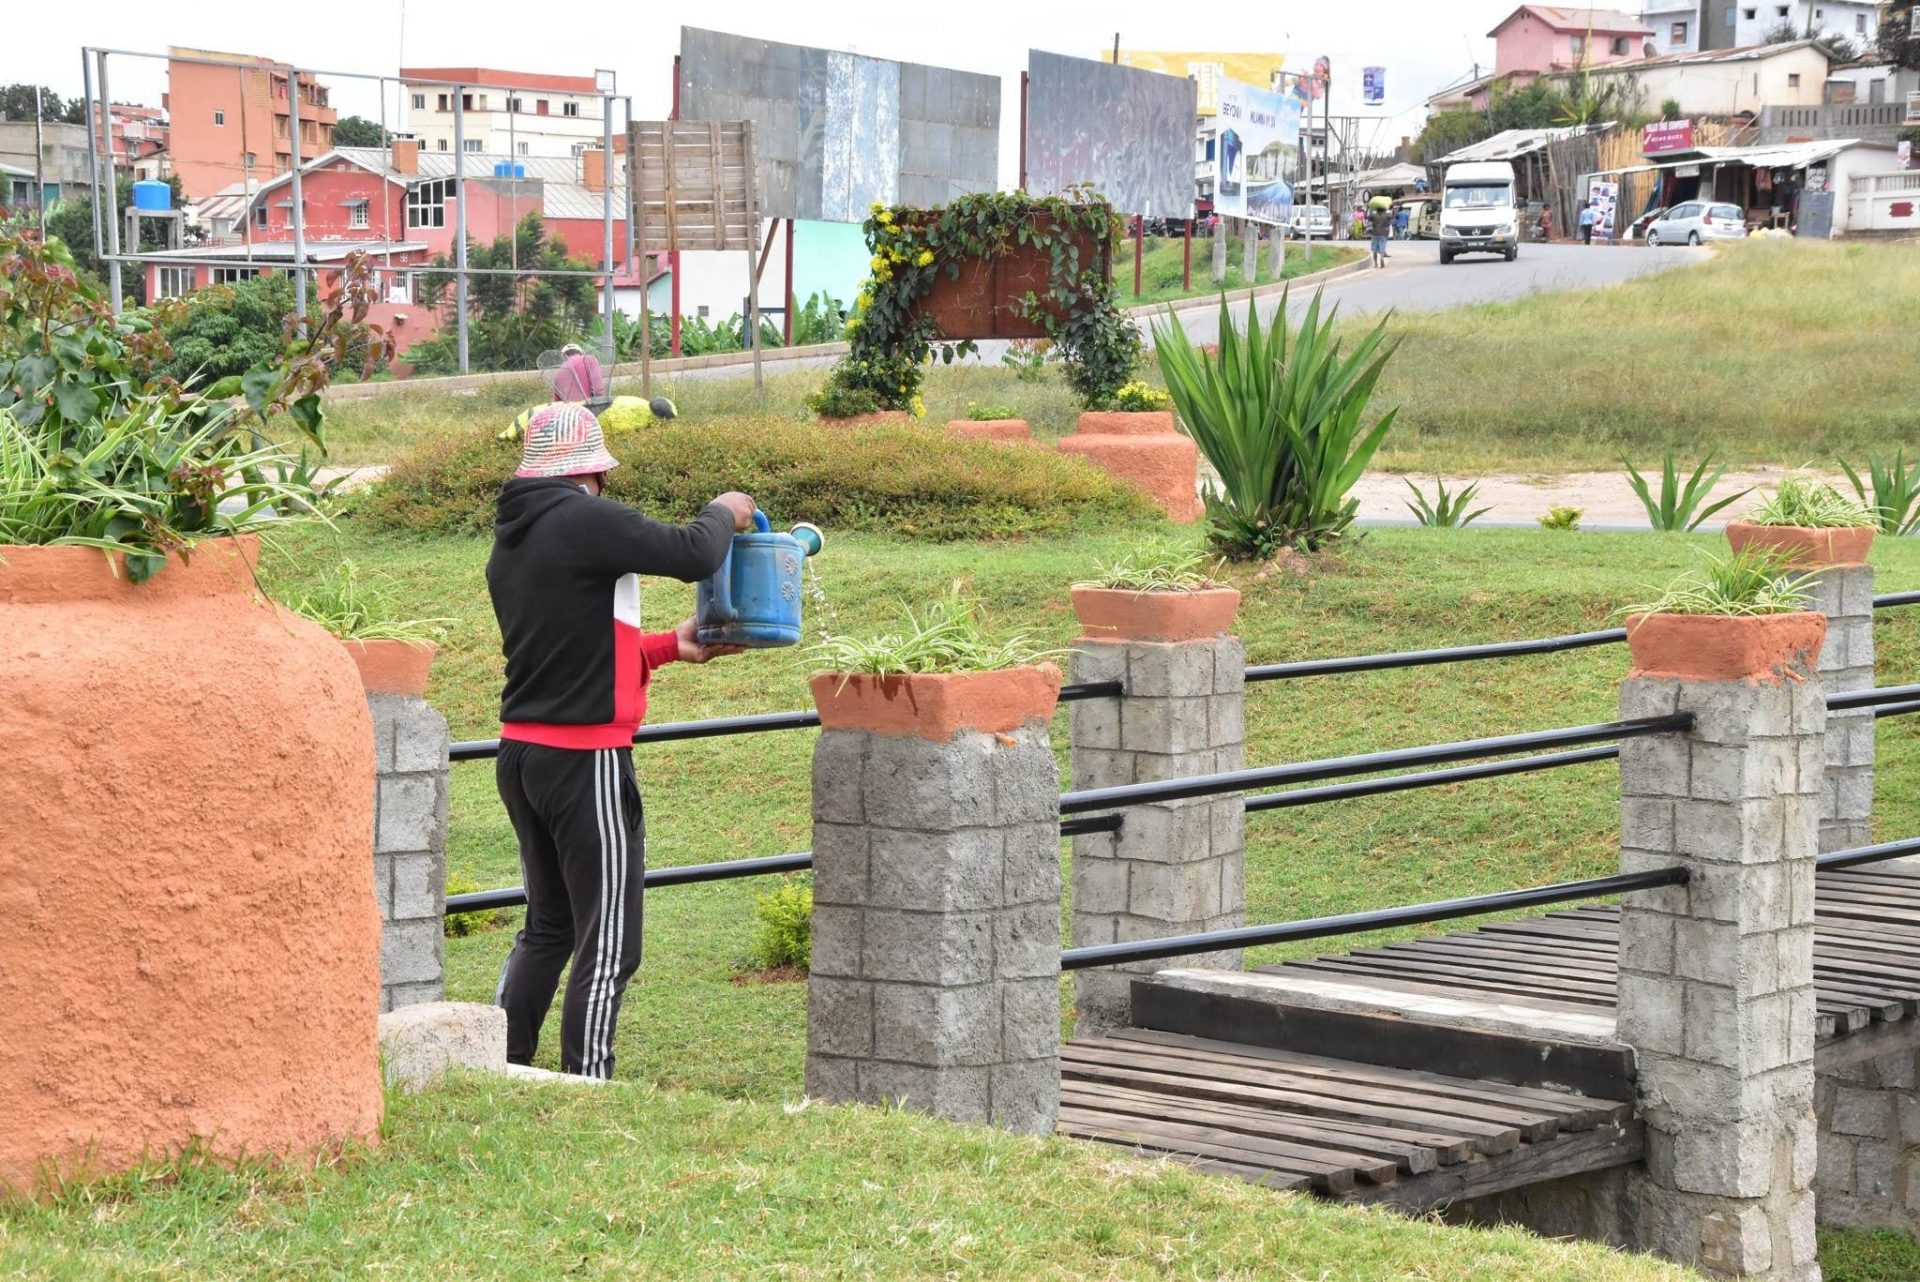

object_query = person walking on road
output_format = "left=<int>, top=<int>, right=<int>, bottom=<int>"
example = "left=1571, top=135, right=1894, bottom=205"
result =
left=1579, top=200, right=1598, bottom=245
left=488, top=402, right=758, bottom=1080
left=1394, top=203, right=1410, bottom=240
left=1367, top=203, right=1394, bottom=269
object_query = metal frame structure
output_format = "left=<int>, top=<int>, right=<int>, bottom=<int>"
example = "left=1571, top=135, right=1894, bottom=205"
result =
left=78, top=47, right=636, bottom=375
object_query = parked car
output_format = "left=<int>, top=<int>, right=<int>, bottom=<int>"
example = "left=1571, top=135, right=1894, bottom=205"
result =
left=1644, top=201, right=1748, bottom=246
left=1287, top=205, right=1334, bottom=239
left=1397, top=194, right=1441, bottom=239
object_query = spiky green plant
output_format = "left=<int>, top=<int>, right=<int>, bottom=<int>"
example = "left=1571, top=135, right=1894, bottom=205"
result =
left=1621, top=451, right=1750, bottom=532
left=1840, top=452, right=1920, bottom=536
left=1619, top=547, right=1815, bottom=619
left=1074, top=539, right=1221, bottom=592
left=1747, top=474, right=1879, bottom=529
left=1538, top=505, right=1583, bottom=531
left=812, top=583, right=1064, bottom=678
left=283, top=560, right=452, bottom=643
left=1404, top=477, right=1491, bottom=528
left=1153, top=289, right=1398, bottom=559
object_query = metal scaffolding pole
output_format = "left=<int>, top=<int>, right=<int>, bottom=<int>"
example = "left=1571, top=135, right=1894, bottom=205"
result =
left=453, top=84, right=469, bottom=375
left=599, top=72, right=617, bottom=364
left=95, top=51, right=123, bottom=311
left=288, top=68, right=309, bottom=322
left=81, top=54, right=102, bottom=260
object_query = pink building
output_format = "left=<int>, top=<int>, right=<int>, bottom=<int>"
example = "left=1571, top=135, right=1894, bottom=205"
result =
left=1489, top=5, right=1655, bottom=76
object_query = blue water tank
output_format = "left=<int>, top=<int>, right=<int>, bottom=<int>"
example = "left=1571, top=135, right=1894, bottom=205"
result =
left=491, top=162, right=526, bottom=179
left=131, top=180, right=171, bottom=212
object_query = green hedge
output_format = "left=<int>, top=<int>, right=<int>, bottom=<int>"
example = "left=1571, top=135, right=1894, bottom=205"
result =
left=355, top=417, right=1160, bottom=540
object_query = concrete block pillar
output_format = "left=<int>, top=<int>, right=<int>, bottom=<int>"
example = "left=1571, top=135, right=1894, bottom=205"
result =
left=1615, top=672, right=1825, bottom=1280
left=1807, top=564, right=1875, bottom=853
left=806, top=712, right=1062, bottom=1134
left=1068, top=635, right=1246, bottom=1035
left=368, top=692, right=450, bottom=1012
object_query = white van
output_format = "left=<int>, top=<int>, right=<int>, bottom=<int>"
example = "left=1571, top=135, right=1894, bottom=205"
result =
left=1439, top=161, right=1520, bottom=264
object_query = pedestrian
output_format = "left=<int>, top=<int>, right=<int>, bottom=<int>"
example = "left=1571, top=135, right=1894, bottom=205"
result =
left=551, top=342, right=612, bottom=413
left=1578, top=200, right=1598, bottom=246
left=1394, top=203, right=1410, bottom=240
left=488, top=403, right=758, bottom=1079
left=1367, top=202, right=1394, bottom=269
left=1539, top=204, right=1553, bottom=243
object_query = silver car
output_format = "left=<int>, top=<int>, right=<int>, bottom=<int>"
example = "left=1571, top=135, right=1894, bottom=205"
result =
left=1644, top=201, right=1747, bottom=246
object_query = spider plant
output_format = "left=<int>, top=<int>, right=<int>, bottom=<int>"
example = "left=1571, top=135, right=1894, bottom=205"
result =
left=284, top=560, right=452, bottom=643
left=1746, top=474, right=1878, bottom=529
left=1154, top=289, right=1398, bottom=560
left=812, top=584, right=1065, bottom=679
left=1619, top=547, right=1815, bottom=620
left=1621, top=451, right=1749, bottom=532
left=1840, top=452, right=1920, bottom=536
left=1404, top=477, right=1491, bottom=528
left=1073, top=540, right=1222, bottom=592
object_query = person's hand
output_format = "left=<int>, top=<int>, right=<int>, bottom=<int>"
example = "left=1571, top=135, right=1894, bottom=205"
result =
left=674, top=616, right=746, bottom=664
left=713, top=491, right=757, bottom=531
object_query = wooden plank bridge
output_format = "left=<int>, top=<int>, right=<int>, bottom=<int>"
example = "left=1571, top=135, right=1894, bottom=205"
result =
left=1061, top=866, right=1920, bottom=1210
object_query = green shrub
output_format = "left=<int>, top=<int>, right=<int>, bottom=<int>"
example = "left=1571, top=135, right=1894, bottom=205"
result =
left=1404, top=478, right=1490, bottom=528
left=1840, top=452, right=1920, bottom=535
left=444, top=874, right=511, bottom=938
left=1105, top=381, right=1172, bottom=412
left=804, top=375, right=884, bottom=419
left=966, top=401, right=1020, bottom=421
left=1620, top=547, right=1813, bottom=618
left=813, top=582, right=1064, bottom=677
left=1749, top=473, right=1880, bottom=529
left=1538, top=505, right=1583, bottom=531
left=747, top=876, right=813, bottom=971
left=357, top=417, right=1160, bottom=541
left=1622, top=451, right=1749, bottom=533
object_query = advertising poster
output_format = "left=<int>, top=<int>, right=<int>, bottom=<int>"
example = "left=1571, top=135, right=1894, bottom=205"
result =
left=1586, top=176, right=1619, bottom=240
left=1362, top=66, right=1386, bottom=106
left=1107, top=50, right=1287, bottom=116
left=1215, top=77, right=1301, bottom=226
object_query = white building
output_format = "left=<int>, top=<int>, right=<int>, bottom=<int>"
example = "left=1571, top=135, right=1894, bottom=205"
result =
left=1641, top=4, right=1704, bottom=53
left=1730, top=1, right=1879, bottom=49
left=398, top=67, right=609, bottom=159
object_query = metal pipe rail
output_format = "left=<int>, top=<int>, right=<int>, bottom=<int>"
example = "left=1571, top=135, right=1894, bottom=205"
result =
left=1830, top=684, right=1920, bottom=712
left=1246, top=744, right=1620, bottom=815
left=1877, top=591, right=1920, bottom=610
left=1245, top=629, right=1628, bottom=683
left=1818, top=836, right=1920, bottom=872
left=1878, top=701, right=1920, bottom=720
left=1058, top=867, right=1693, bottom=970
left=448, top=680, right=1126, bottom=762
left=1060, top=714, right=1693, bottom=816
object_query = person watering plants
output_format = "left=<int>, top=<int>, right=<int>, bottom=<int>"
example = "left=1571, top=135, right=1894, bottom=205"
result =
left=551, top=341, right=612, bottom=413
left=487, top=402, right=756, bottom=1079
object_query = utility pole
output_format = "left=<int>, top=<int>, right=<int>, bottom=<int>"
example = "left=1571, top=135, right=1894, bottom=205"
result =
left=32, top=84, right=46, bottom=238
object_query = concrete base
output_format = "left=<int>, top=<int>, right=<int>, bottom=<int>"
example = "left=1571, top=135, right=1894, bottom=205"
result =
left=378, top=1001, right=506, bottom=1094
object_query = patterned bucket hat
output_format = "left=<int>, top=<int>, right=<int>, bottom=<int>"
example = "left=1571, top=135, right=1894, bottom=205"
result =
left=514, top=403, right=620, bottom=478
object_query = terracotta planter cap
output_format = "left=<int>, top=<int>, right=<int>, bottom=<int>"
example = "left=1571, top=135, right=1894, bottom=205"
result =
left=345, top=638, right=438, bottom=696
left=1625, top=611, right=1828, bottom=683
left=1073, top=410, right=1177, bottom=437
left=809, top=663, right=1063, bottom=741
left=1725, top=520, right=1876, bottom=570
left=0, top=534, right=263, bottom=604
left=1071, top=586, right=1241, bottom=644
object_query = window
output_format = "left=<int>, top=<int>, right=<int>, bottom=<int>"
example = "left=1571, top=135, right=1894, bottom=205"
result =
left=213, top=108, right=226, bottom=126
left=570, top=142, right=588, bottom=157
left=412, top=93, right=426, bottom=110
left=1788, top=73, right=1802, bottom=87
left=407, top=179, right=449, bottom=229
left=244, top=152, right=256, bottom=171
left=347, top=200, right=369, bottom=229
left=437, top=93, right=450, bottom=112
left=479, top=94, right=489, bottom=110
left=212, top=267, right=260, bottom=285
left=462, top=139, right=483, bottom=153
left=254, top=204, right=268, bottom=228
left=1742, top=7, right=1756, bottom=19
left=536, top=98, right=550, bottom=116
left=1611, top=37, right=1630, bottom=55
left=436, top=138, right=448, bottom=150
left=154, top=266, right=195, bottom=299
left=517, top=141, right=529, bottom=155
left=1777, top=4, right=1788, bottom=13
left=1857, top=13, right=1867, bottom=31
left=562, top=100, right=580, bottom=117
left=1672, top=19, right=1690, bottom=42
left=507, top=96, right=524, bottom=113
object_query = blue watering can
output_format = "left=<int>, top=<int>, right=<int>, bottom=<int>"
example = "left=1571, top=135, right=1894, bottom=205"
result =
left=695, top=511, right=825, bottom=648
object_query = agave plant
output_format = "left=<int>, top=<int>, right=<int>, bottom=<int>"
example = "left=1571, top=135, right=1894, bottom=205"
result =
left=1154, top=290, right=1399, bottom=559
left=1621, top=450, right=1749, bottom=533
left=1840, top=452, right=1920, bottom=536
left=1404, top=477, right=1491, bottom=528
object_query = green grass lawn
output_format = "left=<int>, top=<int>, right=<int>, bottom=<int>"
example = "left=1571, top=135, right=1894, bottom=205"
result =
left=0, top=1076, right=1693, bottom=1281
left=1111, top=234, right=1358, bottom=305
left=317, top=240, right=1918, bottom=477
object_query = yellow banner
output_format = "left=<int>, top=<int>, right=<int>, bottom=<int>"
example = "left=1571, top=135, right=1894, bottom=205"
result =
left=1105, top=51, right=1289, bottom=116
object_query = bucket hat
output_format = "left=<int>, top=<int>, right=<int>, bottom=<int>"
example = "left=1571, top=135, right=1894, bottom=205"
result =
left=514, top=402, right=620, bottom=478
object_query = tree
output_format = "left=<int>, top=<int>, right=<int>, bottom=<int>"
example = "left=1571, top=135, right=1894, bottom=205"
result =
left=1413, top=107, right=1493, bottom=164
left=330, top=115, right=389, bottom=148
left=1486, top=81, right=1563, bottom=131
left=0, top=84, right=65, bottom=121
left=407, top=212, right=601, bottom=373
left=150, top=275, right=300, bottom=389
left=1880, top=1, right=1919, bottom=67
left=42, top=173, right=188, bottom=305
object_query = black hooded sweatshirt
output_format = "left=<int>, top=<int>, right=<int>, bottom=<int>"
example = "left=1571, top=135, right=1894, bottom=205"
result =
left=488, top=477, right=733, bottom=749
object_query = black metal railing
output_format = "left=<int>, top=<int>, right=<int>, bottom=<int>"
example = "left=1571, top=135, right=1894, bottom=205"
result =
left=1244, top=629, right=1627, bottom=683
left=1830, top=684, right=1920, bottom=712
left=1058, top=867, right=1692, bottom=970
left=1818, top=836, right=1920, bottom=871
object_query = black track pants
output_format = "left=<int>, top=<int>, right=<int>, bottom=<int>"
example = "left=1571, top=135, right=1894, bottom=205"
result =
left=493, top=742, right=644, bottom=1078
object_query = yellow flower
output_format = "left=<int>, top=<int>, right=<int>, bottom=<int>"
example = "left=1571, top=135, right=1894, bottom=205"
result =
left=846, top=317, right=862, bottom=331
left=910, top=395, right=926, bottom=418
left=915, top=249, right=934, bottom=267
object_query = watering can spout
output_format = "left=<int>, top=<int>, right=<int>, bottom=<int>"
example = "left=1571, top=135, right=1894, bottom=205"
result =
left=791, top=522, right=824, bottom=558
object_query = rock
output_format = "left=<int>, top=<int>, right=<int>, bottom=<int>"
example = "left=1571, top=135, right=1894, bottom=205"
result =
left=377, top=1001, right=506, bottom=1093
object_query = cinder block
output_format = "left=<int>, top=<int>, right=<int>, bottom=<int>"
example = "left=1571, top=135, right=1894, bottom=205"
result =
left=1120, top=697, right=1213, bottom=756
left=1207, top=693, right=1245, bottom=749
left=371, top=854, right=394, bottom=920
left=366, top=694, right=399, bottom=772
left=873, top=982, right=1001, bottom=1066
left=1069, top=641, right=1129, bottom=685
left=386, top=979, right=442, bottom=1010
left=809, top=904, right=864, bottom=979
left=1622, top=798, right=1677, bottom=854
left=1125, top=642, right=1215, bottom=698
left=1671, top=1120, right=1785, bottom=1198
left=379, top=918, right=444, bottom=986
left=1618, top=911, right=1676, bottom=976
left=868, top=827, right=1001, bottom=912
left=1817, top=1130, right=1857, bottom=1195
left=1857, top=1136, right=1901, bottom=1199
left=993, top=903, right=1063, bottom=980
left=1617, top=973, right=1686, bottom=1056
left=804, top=1053, right=859, bottom=1103
left=811, top=731, right=868, bottom=824
left=1072, top=749, right=1136, bottom=791
left=376, top=775, right=442, bottom=855
left=856, top=1060, right=991, bottom=1124
left=1620, top=678, right=1683, bottom=720
left=1833, top=1085, right=1898, bottom=1138
left=1072, top=853, right=1129, bottom=917
left=989, top=727, right=1061, bottom=825
left=391, top=697, right=449, bottom=773
left=989, top=1056, right=1060, bottom=1135
left=1682, top=982, right=1739, bottom=1068
left=1117, top=801, right=1213, bottom=865
left=807, top=976, right=874, bottom=1057
left=862, top=909, right=994, bottom=985
left=864, top=734, right=995, bottom=830
left=1003, top=824, right=1063, bottom=906
left=390, top=851, right=443, bottom=921
left=1620, top=734, right=1691, bottom=800
left=810, top=823, right=869, bottom=906
left=1069, top=697, right=1121, bottom=751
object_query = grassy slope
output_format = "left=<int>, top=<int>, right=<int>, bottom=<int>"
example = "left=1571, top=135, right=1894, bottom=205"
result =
left=319, top=240, right=1918, bottom=474
left=0, top=1077, right=1692, bottom=1282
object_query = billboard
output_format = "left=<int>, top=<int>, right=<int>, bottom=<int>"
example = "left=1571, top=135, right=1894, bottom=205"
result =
left=1642, top=119, right=1696, bottom=154
left=1362, top=66, right=1386, bottom=106
left=1026, top=50, right=1197, bottom=218
left=678, top=27, right=1000, bottom=223
left=1106, top=50, right=1286, bottom=116
left=1215, top=78, right=1299, bottom=226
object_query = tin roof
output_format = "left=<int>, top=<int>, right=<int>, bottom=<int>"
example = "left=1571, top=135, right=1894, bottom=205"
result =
left=1489, top=6, right=1653, bottom=37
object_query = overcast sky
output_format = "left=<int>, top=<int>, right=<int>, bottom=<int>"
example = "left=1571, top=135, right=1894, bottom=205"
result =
left=6, top=0, right=1514, bottom=176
